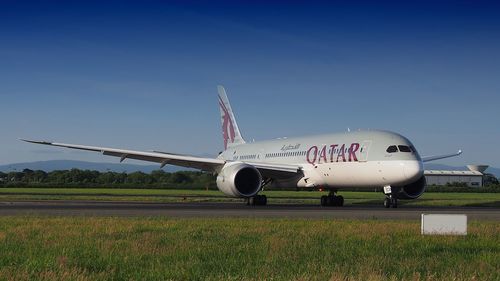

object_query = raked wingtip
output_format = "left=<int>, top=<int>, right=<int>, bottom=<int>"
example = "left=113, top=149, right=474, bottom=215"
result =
left=19, top=138, right=53, bottom=145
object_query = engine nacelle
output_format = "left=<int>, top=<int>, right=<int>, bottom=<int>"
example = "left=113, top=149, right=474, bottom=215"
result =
left=216, top=162, right=262, bottom=197
left=396, top=175, right=426, bottom=199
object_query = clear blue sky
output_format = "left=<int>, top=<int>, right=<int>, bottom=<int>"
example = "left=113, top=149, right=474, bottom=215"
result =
left=1, top=1, right=499, bottom=168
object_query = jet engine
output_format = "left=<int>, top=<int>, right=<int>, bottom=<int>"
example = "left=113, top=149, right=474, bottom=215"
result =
left=216, top=162, right=262, bottom=197
left=395, top=175, right=426, bottom=199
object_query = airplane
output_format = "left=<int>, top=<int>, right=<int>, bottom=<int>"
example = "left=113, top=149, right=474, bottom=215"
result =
left=21, top=86, right=462, bottom=208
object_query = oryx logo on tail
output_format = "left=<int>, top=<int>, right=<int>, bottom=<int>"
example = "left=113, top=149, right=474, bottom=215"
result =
left=219, top=96, right=235, bottom=149
left=217, top=85, right=245, bottom=149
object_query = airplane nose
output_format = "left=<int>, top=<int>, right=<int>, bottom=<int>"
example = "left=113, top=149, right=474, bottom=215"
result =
left=403, top=161, right=424, bottom=181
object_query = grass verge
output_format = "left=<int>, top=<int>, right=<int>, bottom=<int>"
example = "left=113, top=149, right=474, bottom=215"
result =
left=0, top=217, right=498, bottom=281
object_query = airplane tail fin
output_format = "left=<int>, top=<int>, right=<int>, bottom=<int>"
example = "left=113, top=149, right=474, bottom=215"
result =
left=218, top=85, right=246, bottom=150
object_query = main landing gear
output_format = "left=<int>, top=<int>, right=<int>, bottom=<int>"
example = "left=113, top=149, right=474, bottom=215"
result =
left=320, top=192, right=344, bottom=207
left=247, top=179, right=271, bottom=206
left=248, top=195, right=267, bottom=206
left=383, top=185, right=398, bottom=208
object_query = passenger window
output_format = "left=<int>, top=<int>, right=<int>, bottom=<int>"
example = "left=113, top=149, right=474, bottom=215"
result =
left=386, top=145, right=397, bottom=153
left=398, top=145, right=411, bottom=152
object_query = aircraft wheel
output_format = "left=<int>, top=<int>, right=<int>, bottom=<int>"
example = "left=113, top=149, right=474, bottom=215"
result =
left=253, top=195, right=260, bottom=206
left=251, top=195, right=267, bottom=206
left=337, top=195, right=344, bottom=207
left=384, top=198, right=391, bottom=208
left=322, top=195, right=345, bottom=207
left=260, top=195, right=267, bottom=206
left=332, top=196, right=340, bottom=206
left=320, top=195, right=328, bottom=206
left=391, top=198, right=398, bottom=208
left=327, top=195, right=335, bottom=206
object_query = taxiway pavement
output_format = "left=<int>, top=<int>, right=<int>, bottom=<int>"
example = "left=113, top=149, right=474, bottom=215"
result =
left=0, top=200, right=499, bottom=221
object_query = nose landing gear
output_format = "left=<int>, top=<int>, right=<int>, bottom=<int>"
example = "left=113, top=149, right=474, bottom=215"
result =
left=383, top=185, right=398, bottom=208
left=383, top=196, right=398, bottom=208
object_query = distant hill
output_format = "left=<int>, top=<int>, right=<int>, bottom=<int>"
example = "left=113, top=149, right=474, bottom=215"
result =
left=0, top=160, right=188, bottom=173
left=424, top=163, right=500, bottom=177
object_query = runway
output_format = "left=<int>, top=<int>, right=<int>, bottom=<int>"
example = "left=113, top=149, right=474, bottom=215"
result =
left=0, top=200, right=499, bottom=221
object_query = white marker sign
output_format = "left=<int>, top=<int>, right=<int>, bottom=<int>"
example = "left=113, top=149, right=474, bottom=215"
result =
left=421, top=214, right=467, bottom=235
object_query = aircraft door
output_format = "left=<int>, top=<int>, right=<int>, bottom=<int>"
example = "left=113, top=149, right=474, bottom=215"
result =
left=358, top=140, right=372, bottom=162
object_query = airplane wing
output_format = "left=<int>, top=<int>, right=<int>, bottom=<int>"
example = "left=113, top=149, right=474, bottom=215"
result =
left=421, top=150, right=462, bottom=162
left=246, top=161, right=303, bottom=178
left=20, top=139, right=303, bottom=176
left=20, top=139, right=226, bottom=172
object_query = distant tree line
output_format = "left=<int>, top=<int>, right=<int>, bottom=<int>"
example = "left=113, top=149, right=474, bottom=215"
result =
left=0, top=169, right=499, bottom=192
left=425, top=184, right=500, bottom=193
left=0, top=169, right=217, bottom=189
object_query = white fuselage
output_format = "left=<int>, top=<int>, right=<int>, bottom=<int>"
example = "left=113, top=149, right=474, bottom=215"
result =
left=218, top=130, right=424, bottom=190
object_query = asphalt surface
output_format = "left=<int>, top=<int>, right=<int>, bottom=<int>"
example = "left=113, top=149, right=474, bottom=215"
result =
left=0, top=200, right=499, bottom=221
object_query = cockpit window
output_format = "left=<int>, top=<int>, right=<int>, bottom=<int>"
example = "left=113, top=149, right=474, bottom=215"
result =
left=398, top=145, right=411, bottom=152
left=386, top=145, right=398, bottom=153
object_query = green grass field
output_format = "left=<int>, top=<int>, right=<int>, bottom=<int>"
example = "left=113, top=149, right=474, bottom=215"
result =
left=1, top=188, right=499, bottom=207
left=0, top=217, right=498, bottom=281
